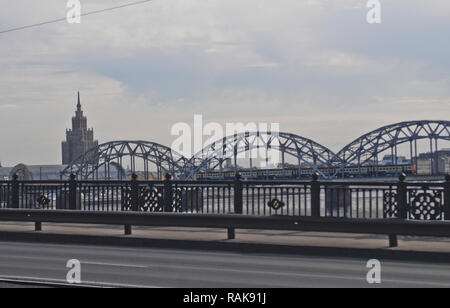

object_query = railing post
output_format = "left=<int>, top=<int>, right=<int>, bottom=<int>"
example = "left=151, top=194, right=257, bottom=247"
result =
left=131, top=174, right=139, bottom=212
left=387, top=174, right=407, bottom=248
left=311, top=173, right=321, bottom=218
left=35, top=222, right=42, bottom=232
left=163, top=173, right=173, bottom=212
left=397, top=173, right=408, bottom=219
left=11, top=174, right=19, bottom=209
left=126, top=174, right=139, bottom=235
left=389, top=234, right=398, bottom=248
left=234, top=173, right=243, bottom=214
left=124, top=225, right=132, bottom=236
left=445, top=174, right=450, bottom=221
left=227, top=228, right=235, bottom=240
left=69, top=174, right=77, bottom=210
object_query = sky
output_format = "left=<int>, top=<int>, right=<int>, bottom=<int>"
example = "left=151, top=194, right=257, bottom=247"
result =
left=0, top=0, right=449, bottom=165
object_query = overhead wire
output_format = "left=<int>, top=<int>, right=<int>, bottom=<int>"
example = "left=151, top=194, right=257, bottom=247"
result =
left=0, top=0, right=154, bottom=35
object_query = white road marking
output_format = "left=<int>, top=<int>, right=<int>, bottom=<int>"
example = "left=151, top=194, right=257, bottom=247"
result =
left=0, top=275, right=161, bottom=288
left=82, top=261, right=149, bottom=269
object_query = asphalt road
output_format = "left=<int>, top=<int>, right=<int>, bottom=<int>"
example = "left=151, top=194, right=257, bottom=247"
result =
left=0, top=241, right=450, bottom=288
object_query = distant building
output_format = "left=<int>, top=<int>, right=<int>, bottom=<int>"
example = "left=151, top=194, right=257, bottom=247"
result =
left=439, top=156, right=450, bottom=174
left=276, top=163, right=298, bottom=169
left=0, top=163, right=124, bottom=180
left=417, top=157, right=432, bottom=175
left=0, top=166, right=13, bottom=180
left=417, top=149, right=450, bottom=175
left=380, top=155, right=409, bottom=166
left=0, top=164, right=67, bottom=180
left=61, top=92, right=98, bottom=164
left=8, top=164, right=67, bottom=180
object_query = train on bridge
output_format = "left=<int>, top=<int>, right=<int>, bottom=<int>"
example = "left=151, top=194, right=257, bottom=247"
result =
left=195, top=164, right=417, bottom=180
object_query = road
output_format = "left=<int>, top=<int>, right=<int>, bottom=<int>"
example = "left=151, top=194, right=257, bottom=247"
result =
left=0, top=240, right=450, bottom=288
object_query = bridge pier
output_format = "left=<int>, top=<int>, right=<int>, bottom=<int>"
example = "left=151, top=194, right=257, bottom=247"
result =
left=227, top=228, right=235, bottom=240
left=124, top=225, right=132, bottom=236
left=389, top=234, right=398, bottom=248
left=35, top=222, right=42, bottom=232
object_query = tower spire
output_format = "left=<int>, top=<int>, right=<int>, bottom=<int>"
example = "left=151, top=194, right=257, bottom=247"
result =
left=63, top=92, right=98, bottom=164
left=77, top=91, right=81, bottom=110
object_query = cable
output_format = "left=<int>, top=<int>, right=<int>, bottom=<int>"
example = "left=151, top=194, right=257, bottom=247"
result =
left=0, top=0, right=154, bottom=35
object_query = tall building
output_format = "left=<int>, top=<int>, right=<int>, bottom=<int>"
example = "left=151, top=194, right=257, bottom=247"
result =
left=417, top=149, right=450, bottom=175
left=61, top=92, right=98, bottom=164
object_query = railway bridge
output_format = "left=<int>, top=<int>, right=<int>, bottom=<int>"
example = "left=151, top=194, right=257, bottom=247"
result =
left=60, top=120, right=450, bottom=180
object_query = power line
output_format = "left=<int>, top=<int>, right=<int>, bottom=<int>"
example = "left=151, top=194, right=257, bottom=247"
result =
left=0, top=0, right=154, bottom=35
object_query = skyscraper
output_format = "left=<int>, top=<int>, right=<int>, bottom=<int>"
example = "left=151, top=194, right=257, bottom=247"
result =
left=61, top=92, right=98, bottom=164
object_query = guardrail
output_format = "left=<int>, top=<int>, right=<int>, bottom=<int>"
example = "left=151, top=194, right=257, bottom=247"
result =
left=1, top=173, right=449, bottom=220
left=0, top=173, right=449, bottom=248
left=1, top=208, right=450, bottom=248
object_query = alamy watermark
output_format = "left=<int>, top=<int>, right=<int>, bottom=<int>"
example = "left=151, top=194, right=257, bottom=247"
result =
left=66, top=1, right=381, bottom=26
left=171, top=115, right=281, bottom=168
left=66, top=259, right=82, bottom=284
left=366, top=0, right=382, bottom=24
left=67, top=0, right=81, bottom=24
left=366, top=259, right=381, bottom=284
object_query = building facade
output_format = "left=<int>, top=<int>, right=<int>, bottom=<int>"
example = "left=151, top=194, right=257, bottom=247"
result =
left=380, top=155, right=410, bottom=166
left=417, top=149, right=450, bottom=175
left=61, top=93, right=98, bottom=164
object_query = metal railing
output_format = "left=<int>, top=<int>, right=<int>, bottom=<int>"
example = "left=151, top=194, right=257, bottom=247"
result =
left=1, top=173, right=449, bottom=221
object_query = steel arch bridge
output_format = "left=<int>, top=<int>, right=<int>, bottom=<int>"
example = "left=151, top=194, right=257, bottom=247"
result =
left=182, top=131, right=338, bottom=179
left=61, top=120, right=450, bottom=180
left=61, top=141, right=188, bottom=180
left=334, top=120, right=450, bottom=175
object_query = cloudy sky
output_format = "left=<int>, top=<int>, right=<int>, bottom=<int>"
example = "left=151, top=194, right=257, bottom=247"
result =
left=0, top=0, right=449, bottom=165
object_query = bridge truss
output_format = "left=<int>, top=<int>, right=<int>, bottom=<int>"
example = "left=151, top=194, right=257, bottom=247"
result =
left=334, top=120, right=450, bottom=175
left=61, top=141, right=188, bottom=180
left=183, top=131, right=337, bottom=179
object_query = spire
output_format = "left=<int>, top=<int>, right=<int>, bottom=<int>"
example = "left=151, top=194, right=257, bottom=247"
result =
left=77, top=91, right=81, bottom=111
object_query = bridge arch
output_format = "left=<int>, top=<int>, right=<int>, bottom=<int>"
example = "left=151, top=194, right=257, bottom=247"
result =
left=61, top=141, right=188, bottom=180
left=334, top=120, right=450, bottom=174
left=9, top=164, right=32, bottom=180
left=183, top=131, right=337, bottom=179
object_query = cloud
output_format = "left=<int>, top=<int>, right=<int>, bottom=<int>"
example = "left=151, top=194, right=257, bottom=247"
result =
left=0, top=104, right=18, bottom=110
left=0, top=0, right=449, bottom=165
